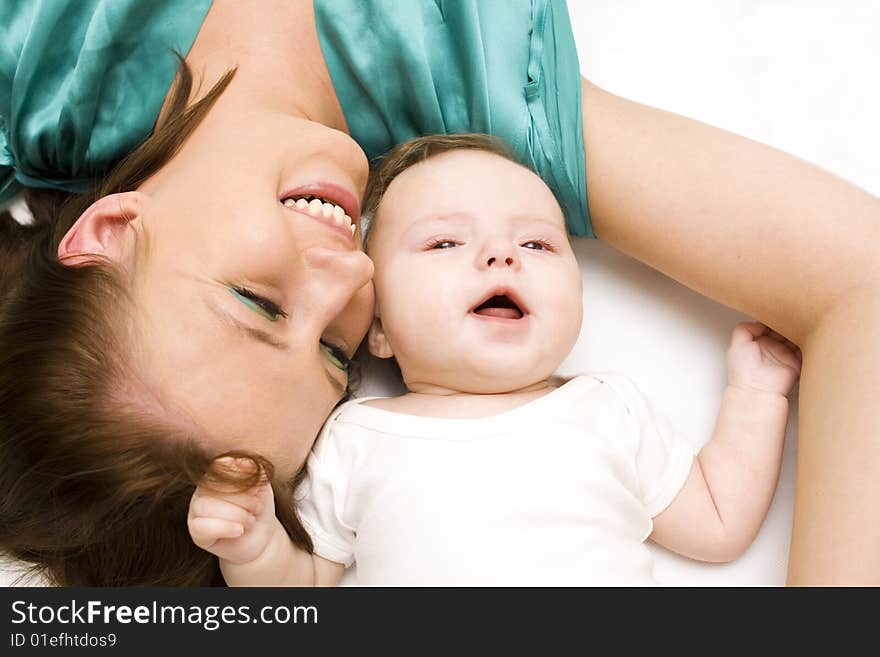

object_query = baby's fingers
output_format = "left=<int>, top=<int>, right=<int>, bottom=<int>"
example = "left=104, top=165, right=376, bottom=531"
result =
left=189, top=494, right=259, bottom=527
left=191, top=484, right=265, bottom=516
left=188, top=516, right=246, bottom=550
left=764, top=328, right=802, bottom=360
left=730, top=321, right=768, bottom=347
left=733, top=322, right=802, bottom=360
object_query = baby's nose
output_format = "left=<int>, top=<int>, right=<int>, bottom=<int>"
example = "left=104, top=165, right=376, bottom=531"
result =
left=479, top=240, right=519, bottom=270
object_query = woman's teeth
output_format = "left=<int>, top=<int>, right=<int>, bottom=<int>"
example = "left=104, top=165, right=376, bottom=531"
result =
left=283, top=197, right=356, bottom=235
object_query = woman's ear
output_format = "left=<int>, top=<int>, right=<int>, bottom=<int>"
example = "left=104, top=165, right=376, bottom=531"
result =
left=367, top=315, right=395, bottom=359
left=57, top=191, right=145, bottom=266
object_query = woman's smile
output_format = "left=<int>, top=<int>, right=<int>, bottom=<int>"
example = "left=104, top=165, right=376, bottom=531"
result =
left=282, top=196, right=358, bottom=241
left=281, top=178, right=362, bottom=242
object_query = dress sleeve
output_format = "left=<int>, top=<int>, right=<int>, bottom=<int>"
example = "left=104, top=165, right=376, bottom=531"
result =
left=0, top=0, right=211, bottom=204
left=296, top=412, right=357, bottom=567
left=314, top=0, right=592, bottom=236
left=521, top=0, right=591, bottom=237
left=601, top=374, right=697, bottom=517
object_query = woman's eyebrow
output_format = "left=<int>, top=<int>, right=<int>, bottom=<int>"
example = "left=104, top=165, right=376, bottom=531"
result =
left=204, top=298, right=290, bottom=351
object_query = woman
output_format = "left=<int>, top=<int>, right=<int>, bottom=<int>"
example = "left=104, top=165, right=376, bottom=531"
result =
left=1, top=1, right=877, bottom=585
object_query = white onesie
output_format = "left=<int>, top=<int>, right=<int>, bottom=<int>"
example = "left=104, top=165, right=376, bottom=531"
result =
left=296, top=373, right=695, bottom=585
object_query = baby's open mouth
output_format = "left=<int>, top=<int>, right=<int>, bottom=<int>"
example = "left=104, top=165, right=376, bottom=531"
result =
left=471, top=294, right=525, bottom=320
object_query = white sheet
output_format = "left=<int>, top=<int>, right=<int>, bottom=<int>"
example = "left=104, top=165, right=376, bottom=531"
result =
left=561, top=0, right=878, bottom=585
left=3, top=1, right=878, bottom=587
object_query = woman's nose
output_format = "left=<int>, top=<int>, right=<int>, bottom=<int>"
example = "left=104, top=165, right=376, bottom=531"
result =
left=476, top=240, right=520, bottom=271
left=300, top=246, right=375, bottom=321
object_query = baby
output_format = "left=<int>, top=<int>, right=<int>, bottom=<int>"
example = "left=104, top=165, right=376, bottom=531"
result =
left=187, top=134, right=801, bottom=586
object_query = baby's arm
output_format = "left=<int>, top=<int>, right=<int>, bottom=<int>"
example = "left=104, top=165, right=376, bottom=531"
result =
left=187, top=457, right=344, bottom=586
left=650, top=322, right=801, bottom=562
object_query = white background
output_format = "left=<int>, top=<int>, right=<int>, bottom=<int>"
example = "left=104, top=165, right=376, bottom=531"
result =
left=560, top=0, right=879, bottom=585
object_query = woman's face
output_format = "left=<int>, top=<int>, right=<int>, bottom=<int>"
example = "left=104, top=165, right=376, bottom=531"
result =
left=132, top=105, right=375, bottom=480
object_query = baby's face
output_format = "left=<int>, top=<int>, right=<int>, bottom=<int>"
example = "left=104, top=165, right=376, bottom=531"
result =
left=367, top=149, right=583, bottom=393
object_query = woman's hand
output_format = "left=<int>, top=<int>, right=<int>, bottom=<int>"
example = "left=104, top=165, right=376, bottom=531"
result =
left=187, top=456, right=278, bottom=566
left=726, top=321, right=802, bottom=397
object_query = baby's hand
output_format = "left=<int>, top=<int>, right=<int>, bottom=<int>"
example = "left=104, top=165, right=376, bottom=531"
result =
left=726, top=321, right=802, bottom=396
left=187, top=456, right=278, bottom=566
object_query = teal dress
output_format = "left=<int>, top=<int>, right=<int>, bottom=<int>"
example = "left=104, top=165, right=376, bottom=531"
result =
left=0, top=0, right=593, bottom=237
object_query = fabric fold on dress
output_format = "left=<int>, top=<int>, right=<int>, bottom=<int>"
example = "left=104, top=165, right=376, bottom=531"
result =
left=2, top=0, right=593, bottom=237
left=314, top=0, right=592, bottom=236
left=0, top=0, right=211, bottom=204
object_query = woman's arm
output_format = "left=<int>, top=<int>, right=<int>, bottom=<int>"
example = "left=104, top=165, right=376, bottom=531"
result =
left=581, top=77, right=880, bottom=584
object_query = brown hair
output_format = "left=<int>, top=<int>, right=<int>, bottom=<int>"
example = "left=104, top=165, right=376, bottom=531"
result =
left=0, top=60, right=312, bottom=586
left=360, top=133, right=523, bottom=251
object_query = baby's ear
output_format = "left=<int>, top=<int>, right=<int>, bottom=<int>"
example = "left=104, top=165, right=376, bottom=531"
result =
left=367, top=316, right=395, bottom=359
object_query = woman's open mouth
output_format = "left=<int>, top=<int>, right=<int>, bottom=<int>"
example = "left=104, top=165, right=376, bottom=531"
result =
left=280, top=181, right=361, bottom=243
left=283, top=194, right=356, bottom=236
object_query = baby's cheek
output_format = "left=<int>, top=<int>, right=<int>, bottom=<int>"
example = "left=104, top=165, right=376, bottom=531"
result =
left=546, top=293, right=584, bottom=343
left=548, top=280, right=583, bottom=316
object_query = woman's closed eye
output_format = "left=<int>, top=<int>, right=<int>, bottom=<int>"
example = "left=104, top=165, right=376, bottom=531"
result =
left=227, top=286, right=351, bottom=377
left=320, top=340, right=352, bottom=373
left=227, top=286, right=287, bottom=322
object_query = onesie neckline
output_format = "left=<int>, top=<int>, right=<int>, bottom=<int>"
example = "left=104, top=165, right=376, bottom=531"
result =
left=333, top=374, right=603, bottom=440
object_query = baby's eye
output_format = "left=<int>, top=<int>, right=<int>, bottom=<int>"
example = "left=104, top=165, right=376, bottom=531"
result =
left=227, top=286, right=287, bottom=322
left=521, top=240, right=548, bottom=250
left=428, top=239, right=458, bottom=250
